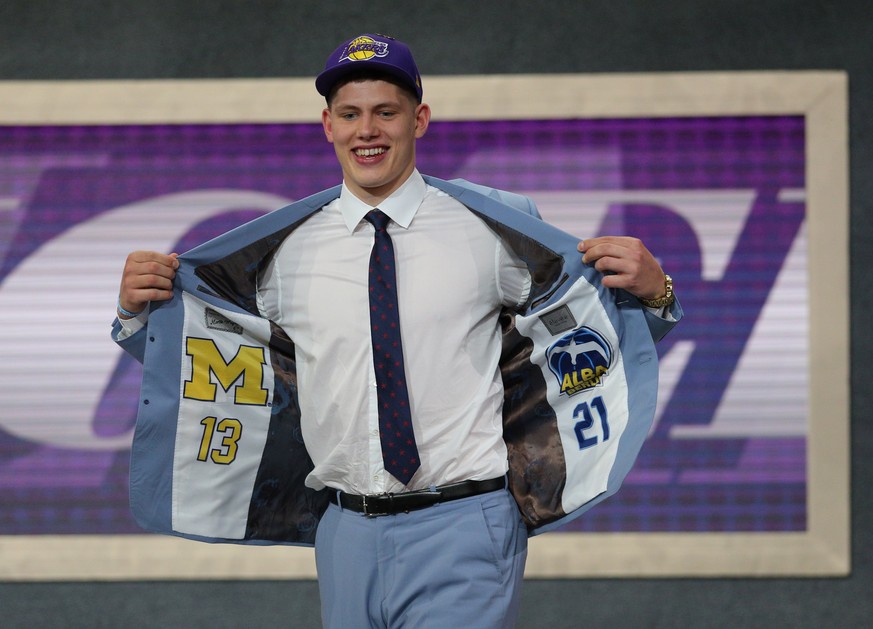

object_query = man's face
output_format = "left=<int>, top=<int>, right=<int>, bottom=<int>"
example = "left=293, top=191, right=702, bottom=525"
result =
left=322, top=79, right=430, bottom=205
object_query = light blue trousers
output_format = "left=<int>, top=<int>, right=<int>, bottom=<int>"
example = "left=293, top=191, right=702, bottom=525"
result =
left=314, top=488, right=528, bottom=629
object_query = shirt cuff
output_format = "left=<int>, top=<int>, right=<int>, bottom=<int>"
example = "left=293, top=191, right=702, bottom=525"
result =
left=115, top=310, right=148, bottom=340
left=645, top=304, right=676, bottom=322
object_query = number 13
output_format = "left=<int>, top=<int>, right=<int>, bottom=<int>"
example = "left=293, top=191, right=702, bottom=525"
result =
left=197, top=416, right=242, bottom=465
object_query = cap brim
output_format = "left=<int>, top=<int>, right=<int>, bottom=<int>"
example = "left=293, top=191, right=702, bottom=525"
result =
left=315, top=61, right=420, bottom=101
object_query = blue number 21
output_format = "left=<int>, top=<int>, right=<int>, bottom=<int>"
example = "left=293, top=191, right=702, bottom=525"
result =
left=573, top=396, right=609, bottom=450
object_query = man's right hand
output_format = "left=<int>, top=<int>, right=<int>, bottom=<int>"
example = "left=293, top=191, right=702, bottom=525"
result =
left=117, top=251, right=180, bottom=319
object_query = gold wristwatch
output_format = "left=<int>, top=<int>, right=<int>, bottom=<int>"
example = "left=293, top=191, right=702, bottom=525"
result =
left=639, top=274, right=674, bottom=308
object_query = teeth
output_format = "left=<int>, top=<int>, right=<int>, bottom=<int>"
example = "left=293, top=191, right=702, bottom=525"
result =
left=355, top=147, right=385, bottom=157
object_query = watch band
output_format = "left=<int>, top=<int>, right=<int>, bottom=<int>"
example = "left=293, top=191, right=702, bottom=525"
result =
left=639, top=274, right=674, bottom=308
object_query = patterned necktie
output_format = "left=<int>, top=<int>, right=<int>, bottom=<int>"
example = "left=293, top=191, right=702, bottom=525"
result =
left=364, top=209, right=420, bottom=485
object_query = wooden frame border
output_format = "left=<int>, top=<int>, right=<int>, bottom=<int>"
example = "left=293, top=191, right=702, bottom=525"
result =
left=0, top=71, right=849, bottom=578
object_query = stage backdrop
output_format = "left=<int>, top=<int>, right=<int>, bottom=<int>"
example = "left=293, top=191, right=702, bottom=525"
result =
left=0, top=72, right=848, bottom=579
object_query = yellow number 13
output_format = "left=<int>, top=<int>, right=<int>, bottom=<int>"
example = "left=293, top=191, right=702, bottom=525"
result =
left=197, top=416, right=242, bottom=465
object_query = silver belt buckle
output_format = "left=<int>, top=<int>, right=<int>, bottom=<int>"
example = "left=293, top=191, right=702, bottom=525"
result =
left=361, top=493, right=390, bottom=517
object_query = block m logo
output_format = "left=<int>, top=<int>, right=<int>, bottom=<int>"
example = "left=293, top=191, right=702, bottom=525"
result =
left=183, top=337, right=269, bottom=406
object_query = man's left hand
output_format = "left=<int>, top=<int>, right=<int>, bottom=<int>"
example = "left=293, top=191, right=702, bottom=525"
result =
left=578, top=236, right=667, bottom=300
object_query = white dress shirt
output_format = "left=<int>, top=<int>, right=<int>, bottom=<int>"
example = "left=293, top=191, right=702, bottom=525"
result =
left=256, top=170, right=531, bottom=494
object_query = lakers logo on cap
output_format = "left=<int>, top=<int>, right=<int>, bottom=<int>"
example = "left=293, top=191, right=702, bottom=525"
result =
left=546, top=326, right=614, bottom=396
left=340, top=36, right=390, bottom=62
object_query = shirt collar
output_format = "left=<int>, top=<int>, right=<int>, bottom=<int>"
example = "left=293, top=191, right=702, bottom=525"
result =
left=337, top=169, right=427, bottom=233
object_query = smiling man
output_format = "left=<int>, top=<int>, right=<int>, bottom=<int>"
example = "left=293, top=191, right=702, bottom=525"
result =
left=321, top=73, right=430, bottom=205
left=114, top=33, right=681, bottom=629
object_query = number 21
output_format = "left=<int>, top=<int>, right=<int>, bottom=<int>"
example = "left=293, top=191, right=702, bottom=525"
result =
left=573, top=396, right=609, bottom=450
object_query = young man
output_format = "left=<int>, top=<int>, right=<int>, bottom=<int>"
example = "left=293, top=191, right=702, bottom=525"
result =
left=115, top=34, right=680, bottom=628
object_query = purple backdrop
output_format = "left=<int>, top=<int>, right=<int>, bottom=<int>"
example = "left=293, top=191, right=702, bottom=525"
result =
left=0, top=116, right=806, bottom=534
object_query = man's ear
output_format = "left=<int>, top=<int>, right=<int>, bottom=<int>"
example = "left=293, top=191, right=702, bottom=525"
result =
left=322, top=108, right=334, bottom=143
left=414, top=103, right=431, bottom=139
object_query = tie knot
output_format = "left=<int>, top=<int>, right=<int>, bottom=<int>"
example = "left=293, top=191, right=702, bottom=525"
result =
left=364, top=209, right=391, bottom=232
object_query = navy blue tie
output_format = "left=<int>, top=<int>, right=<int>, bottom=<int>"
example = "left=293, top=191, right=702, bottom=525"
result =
left=364, top=210, right=420, bottom=485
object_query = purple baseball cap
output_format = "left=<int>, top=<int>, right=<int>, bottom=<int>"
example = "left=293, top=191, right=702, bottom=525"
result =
left=315, top=33, right=423, bottom=102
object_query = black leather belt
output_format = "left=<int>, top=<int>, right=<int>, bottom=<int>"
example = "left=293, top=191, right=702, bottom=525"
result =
left=328, top=477, right=506, bottom=517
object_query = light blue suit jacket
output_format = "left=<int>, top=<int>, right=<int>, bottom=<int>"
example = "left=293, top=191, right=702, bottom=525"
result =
left=113, top=176, right=681, bottom=545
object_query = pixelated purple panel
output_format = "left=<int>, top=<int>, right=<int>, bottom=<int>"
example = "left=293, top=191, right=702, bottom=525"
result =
left=0, top=116, right=806, bottom=534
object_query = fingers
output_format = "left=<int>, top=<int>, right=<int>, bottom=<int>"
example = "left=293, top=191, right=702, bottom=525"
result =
left=118, top=251, right=180, bottom=315
left=578, top=237, right=666, bottom=300
left=578, top=237, right=645, bottom=261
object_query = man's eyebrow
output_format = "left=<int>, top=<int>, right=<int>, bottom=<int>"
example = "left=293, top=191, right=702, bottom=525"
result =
left=334, top=99, right=404, bottom=111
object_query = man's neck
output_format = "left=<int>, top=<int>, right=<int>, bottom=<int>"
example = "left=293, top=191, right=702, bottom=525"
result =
left=344, top=167, right=417, bottom=207
left=345, top=171, right=415, bottom=205
left=336, top=170, right=425, bottom=232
